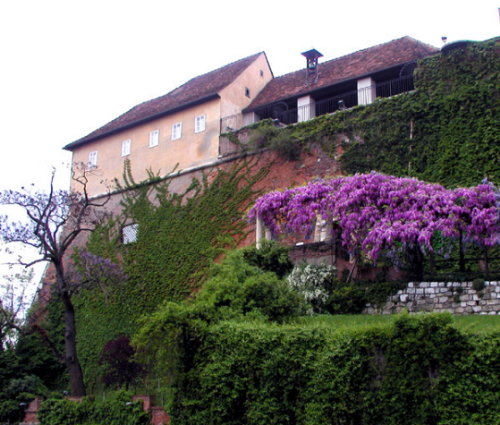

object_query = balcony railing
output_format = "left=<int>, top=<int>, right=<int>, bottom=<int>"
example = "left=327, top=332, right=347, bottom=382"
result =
left=220, top=74, right=415, bottom=132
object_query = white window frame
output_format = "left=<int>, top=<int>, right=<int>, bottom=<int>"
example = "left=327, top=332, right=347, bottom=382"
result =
left=121, top=139, right=131, bottom=157
left=172, top=122, right=182, bottom=140
left=122, top=223, right=138, bottom=244
left=149, top=129, right=159, bottom=147
left=194, top=115, right=206, bottom=133
left=88, top=151, right=98, bottom=168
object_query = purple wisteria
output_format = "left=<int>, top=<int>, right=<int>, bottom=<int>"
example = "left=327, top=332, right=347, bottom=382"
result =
left=248, top=173, right=499, bottom=262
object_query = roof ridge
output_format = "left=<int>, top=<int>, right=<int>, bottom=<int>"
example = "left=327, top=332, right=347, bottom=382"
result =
left=273, top=36, right=437, bottom=80
left=65, top=51, right=265, bottom=149
left=124, top=51, right=265, bottom=111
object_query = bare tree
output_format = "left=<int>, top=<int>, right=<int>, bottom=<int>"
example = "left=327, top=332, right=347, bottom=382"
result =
left=0, top=168, right=110, bottom=396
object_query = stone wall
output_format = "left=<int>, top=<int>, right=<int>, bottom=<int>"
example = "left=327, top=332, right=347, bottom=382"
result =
left=364, top=280, right=500, bottom=315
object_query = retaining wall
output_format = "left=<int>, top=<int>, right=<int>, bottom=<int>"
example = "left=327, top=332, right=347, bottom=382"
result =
left=364, top=280, right=500, bottom=315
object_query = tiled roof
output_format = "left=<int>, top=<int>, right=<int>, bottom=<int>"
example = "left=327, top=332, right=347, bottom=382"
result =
left=245, top=37, right=438, bottom=112
left=65, top=52, right=265, bottom=150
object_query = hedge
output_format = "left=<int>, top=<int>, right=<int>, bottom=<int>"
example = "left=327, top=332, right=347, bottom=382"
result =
left=169, top=314, right=499, bottom=425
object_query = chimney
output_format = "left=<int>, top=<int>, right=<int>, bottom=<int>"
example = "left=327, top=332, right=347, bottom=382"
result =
left=301, top=48, right=323, bottom=84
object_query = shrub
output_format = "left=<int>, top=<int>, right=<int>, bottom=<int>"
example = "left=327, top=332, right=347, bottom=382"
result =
left=288, top=263, right=337, bottom=313
left=242, top=240, right=294, bottom=279
left=168, top=314, right=499, bottom=425
left=99, top=335, right=145, bottom=389
left=38, top=391, right=150, bottom=425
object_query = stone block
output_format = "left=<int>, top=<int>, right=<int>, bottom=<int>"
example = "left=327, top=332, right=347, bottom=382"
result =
left=421, top=282, right=430, bottom=288
left=416, top=288, right=424, bottom=294
left=472, top=306, right=481, bottom=313
left=400, top=294, right=409, bottom=303
left=430, top=282, right=439, bottom=288
left=438, top=297, right=449, bottom=303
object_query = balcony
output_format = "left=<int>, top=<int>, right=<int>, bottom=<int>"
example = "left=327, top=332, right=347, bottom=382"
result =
left=220, top=74, right=415, bottom=133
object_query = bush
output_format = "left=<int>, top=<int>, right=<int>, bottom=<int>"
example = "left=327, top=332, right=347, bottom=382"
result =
left=241, top=240, right=294, bottom=279
left=288, top=263, right=337, bottom=313
left=38, top=392, right=150, bottom=425
left=99, top=335, right=145, bottom=389
left=169, top=314, right=500, bottom=425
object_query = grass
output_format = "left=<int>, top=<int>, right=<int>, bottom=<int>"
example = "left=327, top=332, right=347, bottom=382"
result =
left=292, top=313, right=500, bottom=335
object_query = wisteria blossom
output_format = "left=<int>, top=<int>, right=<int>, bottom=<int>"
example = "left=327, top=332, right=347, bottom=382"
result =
left=248, top=173, right=499, bottom=262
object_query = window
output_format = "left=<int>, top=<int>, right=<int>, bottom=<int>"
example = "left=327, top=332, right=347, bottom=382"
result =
left=194, top=115, right=206, bottom=133
left=172, top=122, right=182, bottom=140
left=121, top=139, right=131, bottom=156
left=260, top=69, right=264, bottom=78
left=122, top=223, right=138, bottom=244
left=88, top=151, right=98, bottom=168
left=245, top=87, right=251, bottom=98
left=149, top=129, right=159, bottom=147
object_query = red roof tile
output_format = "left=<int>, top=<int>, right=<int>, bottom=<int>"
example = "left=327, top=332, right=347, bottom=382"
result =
left=65, top=52, right=265, bottom=150
left=245, top=37, right=438, bottom=111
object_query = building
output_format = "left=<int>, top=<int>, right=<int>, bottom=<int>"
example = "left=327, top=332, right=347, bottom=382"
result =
left=63, top=37, right=437, bottom=197
left=64, top=52, right=273, bottom=196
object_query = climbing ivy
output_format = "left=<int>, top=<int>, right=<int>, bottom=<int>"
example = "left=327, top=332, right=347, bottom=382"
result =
left=236, top=38, right=499, bottom=187
left=74, top=159, right=267, bottom=390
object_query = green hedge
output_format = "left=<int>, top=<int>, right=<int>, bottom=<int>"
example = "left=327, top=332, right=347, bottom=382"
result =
left=38, top=392, right=149, bottom=425
left=169, top=314, right=499, bottom=425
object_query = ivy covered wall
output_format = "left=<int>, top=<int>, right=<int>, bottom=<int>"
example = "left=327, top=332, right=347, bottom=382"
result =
left=73, top=160, right=267, bottom=390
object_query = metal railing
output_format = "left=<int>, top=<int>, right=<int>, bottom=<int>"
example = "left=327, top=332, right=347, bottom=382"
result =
left=220, top=75, right=415, bottom=132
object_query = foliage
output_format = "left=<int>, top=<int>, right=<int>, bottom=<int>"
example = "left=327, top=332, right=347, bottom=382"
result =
left=287, top=263, right=405, bottom=314
left=99, top=335, right=145, bottom=389
left=0, top=285, right=66, bottom=423
left=133, top=246, right=307, bottom=411
left=37, top=391, right=150, bottom=425
left=75, top=160, right=268, bottom=390
left=166, top=313, right=499, bottom=425
left=241, top=240, right=294, bottom=278
left=287, top=263, right=336, bottom=313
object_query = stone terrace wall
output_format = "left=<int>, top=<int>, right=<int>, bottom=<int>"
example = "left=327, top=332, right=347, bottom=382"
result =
left=365, top=281, right=500, bottom=315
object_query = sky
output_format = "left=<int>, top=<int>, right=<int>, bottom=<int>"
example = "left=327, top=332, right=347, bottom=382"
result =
left=0, top=0, right=498, bottom=297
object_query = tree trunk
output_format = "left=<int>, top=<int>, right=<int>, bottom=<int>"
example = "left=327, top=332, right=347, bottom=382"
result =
left=55, top=263, right=86, bottom=396
left=61, top=291, right=86, bottom=396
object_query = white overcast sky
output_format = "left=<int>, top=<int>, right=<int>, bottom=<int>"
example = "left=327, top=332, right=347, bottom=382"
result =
left=0, top=0, right=498, bottom=292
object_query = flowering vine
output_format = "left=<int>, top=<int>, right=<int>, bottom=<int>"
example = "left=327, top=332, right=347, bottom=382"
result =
left=248, top=173, right=499, bottom=263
